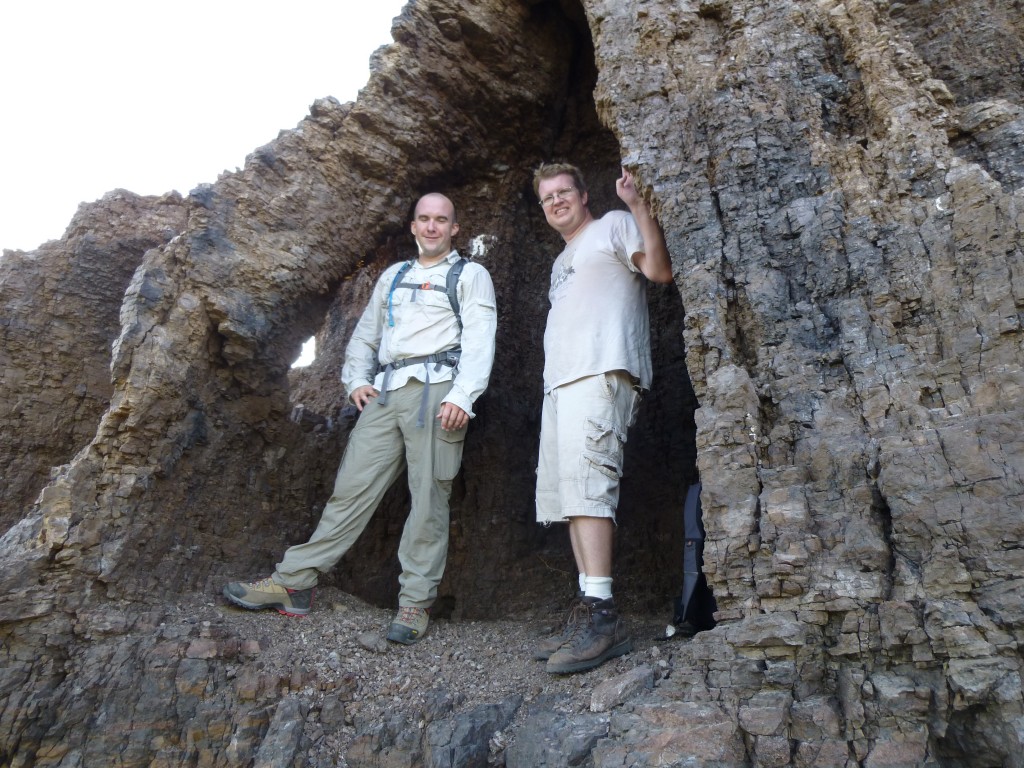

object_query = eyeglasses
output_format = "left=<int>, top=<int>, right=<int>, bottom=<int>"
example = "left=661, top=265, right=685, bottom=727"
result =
left=538, top=186, right=578, bottom=208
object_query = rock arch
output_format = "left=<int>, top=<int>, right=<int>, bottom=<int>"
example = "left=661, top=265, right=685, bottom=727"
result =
left=2, top=0, right=1022, bottom=765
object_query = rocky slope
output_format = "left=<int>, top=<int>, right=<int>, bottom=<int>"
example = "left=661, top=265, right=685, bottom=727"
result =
left=1, top=0, right=1022, bottom=765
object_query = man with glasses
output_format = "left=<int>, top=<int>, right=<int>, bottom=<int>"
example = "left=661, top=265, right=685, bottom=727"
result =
left=224, top=193, right=497, bottom=646
left=532, top=162, right=671, bottom=674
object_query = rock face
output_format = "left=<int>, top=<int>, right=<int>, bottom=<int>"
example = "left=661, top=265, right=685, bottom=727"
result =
left=1, top=0, right=1022, bottom=766
left=0, top=191, right=187, bottom=529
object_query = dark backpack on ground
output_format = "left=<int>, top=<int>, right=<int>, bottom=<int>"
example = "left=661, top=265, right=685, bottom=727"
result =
left=667, top=481, right=717, bottom=637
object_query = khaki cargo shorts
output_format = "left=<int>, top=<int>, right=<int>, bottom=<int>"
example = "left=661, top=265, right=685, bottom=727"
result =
left=535, top=371, right=641, bottom=524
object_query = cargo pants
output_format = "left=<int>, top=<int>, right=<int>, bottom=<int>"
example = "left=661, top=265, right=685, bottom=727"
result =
left=273, top=380, right=466, bottom=608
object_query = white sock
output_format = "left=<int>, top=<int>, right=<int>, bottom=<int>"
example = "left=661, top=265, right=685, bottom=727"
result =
left=578, top=573, right=587, bottom=593
left=584, top=576, right=613, bottom=600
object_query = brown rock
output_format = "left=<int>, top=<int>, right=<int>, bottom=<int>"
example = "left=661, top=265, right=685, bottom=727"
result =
left=1, top=0, right=1022, bottom=766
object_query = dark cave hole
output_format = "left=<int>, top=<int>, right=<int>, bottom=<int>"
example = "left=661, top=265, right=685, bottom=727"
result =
left=282, top=0, right=705, bottom=627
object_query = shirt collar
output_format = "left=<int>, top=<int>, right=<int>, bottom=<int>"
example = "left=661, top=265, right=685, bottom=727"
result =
left=413, top=250, right=461, bottom=269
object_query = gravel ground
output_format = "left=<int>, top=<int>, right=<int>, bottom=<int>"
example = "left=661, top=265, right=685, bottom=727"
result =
left=205, top=585, right=680, bottom=765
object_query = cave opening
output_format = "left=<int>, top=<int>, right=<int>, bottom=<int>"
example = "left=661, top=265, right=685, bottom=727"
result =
left=275, top=0, right=702, bottom=625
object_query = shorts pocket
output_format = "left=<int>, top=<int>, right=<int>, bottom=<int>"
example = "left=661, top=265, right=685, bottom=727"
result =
left=433, top=425, right=467, bottom=481
left=581, top=417, right=626, bottom=504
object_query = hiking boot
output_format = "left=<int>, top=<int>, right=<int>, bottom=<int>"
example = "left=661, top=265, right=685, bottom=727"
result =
left=545, top=597, right=632, bottom=674
left=533, top=595, right=585, bottom=661
left=223, top=577, right=314, bottom=617
left=386, top=606, right=429, bottom=645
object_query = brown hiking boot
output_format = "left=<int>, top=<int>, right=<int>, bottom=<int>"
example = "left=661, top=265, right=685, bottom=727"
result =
left=533, top=594, right=584, bottom=661
left=545, top=597, right=632, bottom=674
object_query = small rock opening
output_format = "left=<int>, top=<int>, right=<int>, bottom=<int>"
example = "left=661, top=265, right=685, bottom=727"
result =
left=291, top=336, right=316, bottom=368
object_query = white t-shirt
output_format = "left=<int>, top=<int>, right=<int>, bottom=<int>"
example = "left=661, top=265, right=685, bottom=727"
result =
left=543, top=210, right=651, bottom=392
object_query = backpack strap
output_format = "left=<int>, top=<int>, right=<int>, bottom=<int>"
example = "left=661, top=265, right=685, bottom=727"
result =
left=387, top=257, right=469, bottom=330
left=387, top=260, right=415, bottom=328
left=377, top=349, right=462, bottom=425
left=446, top=257, right=468, bottom=331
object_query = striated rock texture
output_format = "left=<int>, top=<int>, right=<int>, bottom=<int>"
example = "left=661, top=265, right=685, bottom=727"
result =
left=0, top=191, right=187, bottom=530
left=1, top=0, right=1022, bottom=765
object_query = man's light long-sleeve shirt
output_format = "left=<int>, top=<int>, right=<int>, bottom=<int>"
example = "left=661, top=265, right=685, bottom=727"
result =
left=341, top=251, right=497, bottom=417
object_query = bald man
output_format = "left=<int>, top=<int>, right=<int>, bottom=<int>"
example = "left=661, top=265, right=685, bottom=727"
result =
left=225, top=193, right=497, bottom=644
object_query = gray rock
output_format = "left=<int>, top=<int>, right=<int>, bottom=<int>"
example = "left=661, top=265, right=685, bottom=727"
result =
left=590, top=665, right=655, bottom=713
left=254, top=696, right=309, bottom=768
left=424, top=696, right=522, bottom=768
left=506, top=709, right=609, bottom=768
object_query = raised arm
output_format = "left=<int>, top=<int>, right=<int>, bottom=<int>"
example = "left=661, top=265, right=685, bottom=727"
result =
left=616, top=168, right=673, bottom=284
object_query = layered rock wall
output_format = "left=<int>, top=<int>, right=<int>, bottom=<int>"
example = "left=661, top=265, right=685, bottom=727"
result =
left=0, top=191, right=186, bottom=529
left=1, top=0, right=1022, bottom=765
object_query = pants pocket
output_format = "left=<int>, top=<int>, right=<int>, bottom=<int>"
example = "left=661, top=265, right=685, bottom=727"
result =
left=433, top=425, right=467, bottom=481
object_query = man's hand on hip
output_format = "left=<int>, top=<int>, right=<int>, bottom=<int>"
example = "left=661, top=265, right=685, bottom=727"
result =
left=437, top=402, right=469, bottom=432
left=350, top=385, right=379, bottom=411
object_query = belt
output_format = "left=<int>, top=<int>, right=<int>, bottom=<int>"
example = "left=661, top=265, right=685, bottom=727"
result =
left=377, top=349, right=462, bottom=427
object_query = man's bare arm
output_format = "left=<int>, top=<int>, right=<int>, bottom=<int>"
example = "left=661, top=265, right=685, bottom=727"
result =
left=616, top=169, right=673, bottom=284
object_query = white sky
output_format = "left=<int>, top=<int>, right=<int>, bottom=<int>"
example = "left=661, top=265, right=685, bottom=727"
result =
left=0, top=0, right=407, bottom=254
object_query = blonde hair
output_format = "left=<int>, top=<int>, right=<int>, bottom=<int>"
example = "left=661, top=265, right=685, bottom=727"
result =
left=532, top=162, right=588, bottom=199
